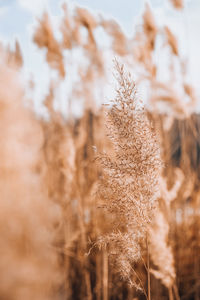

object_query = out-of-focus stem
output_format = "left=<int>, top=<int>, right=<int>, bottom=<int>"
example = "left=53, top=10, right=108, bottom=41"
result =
left=103, top=249, right=108, bottom=300
left=146, top=235, right=151, bottom=300
left=169, top=286, right=174, bottom=300
left=173, top=284, right=180, bottom=300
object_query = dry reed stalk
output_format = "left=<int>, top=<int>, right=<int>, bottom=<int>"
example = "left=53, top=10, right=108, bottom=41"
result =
left=1, top=2, right=199, bottom=298
left=165, top=26, right=179, bottom=56
left=70, top=110, right=103, bottom=299
left=60, top=3, right=73, bottom=49
left=146, top=236, right=151, bottom=300
left=0, top=40, right=23, bottom=69
left=61, top=3, right=98, bottom=50
left=75, top=6, right=98, bottom=50
left=159, top=114, right=200, bottom=299
left=131, top=1, right=195, bottom=119
left=170, top=0, right=184, bottom=9
left=148, top=116, right=184, bottom=295
left=142, top=3, right=158, bottom=52
left=33, top=12, right=65, bottom=77
left=103, top=249, right=109, bottom=300
left=149, top=210, right=176, bottom=289
left=96, top=62, right=162, bottom=293
left=101, top=18, right=127, bottom=56
left=41, top=84, right=79, bottom=299
left=42, top=85, right=75, bottom=206
left=132, top=3, right=158, bottom=79
left=0, top=50, right=63, bottom=300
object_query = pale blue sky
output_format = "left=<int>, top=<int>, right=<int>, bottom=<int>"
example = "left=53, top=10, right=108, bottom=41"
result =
left=0, top=0, right=142, bottom=41
left=0, top=0, right=200, bottom=113
left=0, top=1, right=199, bottom=58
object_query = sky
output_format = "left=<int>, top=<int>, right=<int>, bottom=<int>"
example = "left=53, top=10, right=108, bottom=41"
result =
left=0, top=0, right=200, bottom=113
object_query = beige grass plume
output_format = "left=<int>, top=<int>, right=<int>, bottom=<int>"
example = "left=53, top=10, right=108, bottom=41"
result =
left=0, top=40, right=23, bottom=69
left=149, top=210, right=176, bottom=289
left=170, top=0, right=184, bottom=9
left=96, top=61, right=162, bottom=289
left=142, top=3, right=158, bottom=52
left=33, top=12, right=65, bottom=78
left=0, top=49, right=63, bottom=300
left=164, top=26, right=179, bottom=56
left=101, top=18, right=127, bottom=56
left=149, top=168, right=184, bottom=297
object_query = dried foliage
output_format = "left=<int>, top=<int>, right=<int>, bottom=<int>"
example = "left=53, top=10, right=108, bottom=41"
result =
left=0, top=1, right=200, bottom=300
left=33, top=13, right=65, bottom=77
left=170, top=0, right=184, bottom=10
left=0, top=40, right=23, bottom=69
left=0, top=52, right=63, bottom=300
left=96, top=63, right=162, bottom=291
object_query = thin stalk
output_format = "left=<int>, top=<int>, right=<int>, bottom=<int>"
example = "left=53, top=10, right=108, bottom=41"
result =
left=173, top=284, right=180, bottom=300
left=146, top=235, right=151, bottom=300
left=169, top=286, right=174, bottom=300
left=130, top=266, right=148, bottom=300
left=103, top=249, right=108, bottom=300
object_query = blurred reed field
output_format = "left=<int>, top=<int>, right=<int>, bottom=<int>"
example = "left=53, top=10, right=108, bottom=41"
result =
left=0, top=0, right=200, bottom=299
